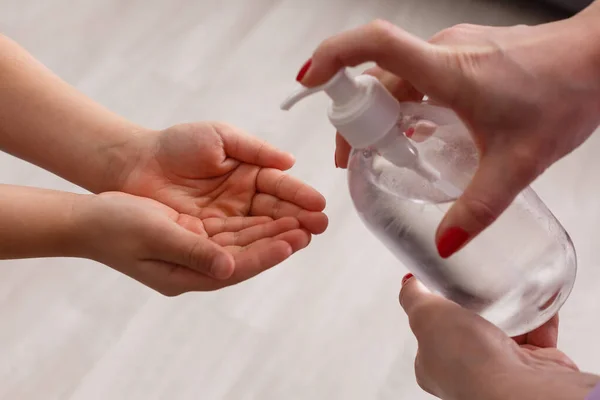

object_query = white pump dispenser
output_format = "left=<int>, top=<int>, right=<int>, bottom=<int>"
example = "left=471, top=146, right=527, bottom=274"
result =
left=279, top=68, right=577, bottom=337
left=281, top=68, right=461, bottom=197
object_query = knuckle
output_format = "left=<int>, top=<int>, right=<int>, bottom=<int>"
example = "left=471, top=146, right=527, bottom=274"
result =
left=429, top=26, right=460, bottom=43
left=510, top=145, right=545, bottom=179
left=430, top=23, right=480, bottom=44
left=186, top=242, right=212, bottom=273
left=187, top=241, right=202, bottom=269
left=461, top=195, right=498, bottom=229
left=317, top=36, right=341, bottom=59
left=453, top=23, right=478, bottom=31
left=407, top=300, right=443, bottom=334
left=368, top=19, right=398, bottom=44
left=273, top=173, right=287, bottom=197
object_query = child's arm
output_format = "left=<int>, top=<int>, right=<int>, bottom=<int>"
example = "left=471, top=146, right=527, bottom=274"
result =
left=0, top=35, right=145, bottom=193
left=0, top=184, right=84, bottom=259
left=0, top=184, right=311, bottom=295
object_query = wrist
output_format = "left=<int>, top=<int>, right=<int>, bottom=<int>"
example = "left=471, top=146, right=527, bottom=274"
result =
left=0, top=185, right=91, bottom=259
left=67, top=193, right=114, bottom=262
left=90, top=125, right=156, bottom=194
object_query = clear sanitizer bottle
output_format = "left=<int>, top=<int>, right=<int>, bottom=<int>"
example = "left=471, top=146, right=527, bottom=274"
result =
left=281, top=68, right=576, bottom=336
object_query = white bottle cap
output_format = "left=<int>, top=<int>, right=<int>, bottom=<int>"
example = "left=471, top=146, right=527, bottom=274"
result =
left=280, top=69, right=400, bottom=149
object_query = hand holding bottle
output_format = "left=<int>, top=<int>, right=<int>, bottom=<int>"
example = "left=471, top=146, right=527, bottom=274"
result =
left=400, top=274, right=599, bottom=400
left=296, top=3, right=600, bottom=256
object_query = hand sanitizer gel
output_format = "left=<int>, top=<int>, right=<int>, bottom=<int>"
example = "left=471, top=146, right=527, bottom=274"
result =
left=281, top=68, right=576, bottom=336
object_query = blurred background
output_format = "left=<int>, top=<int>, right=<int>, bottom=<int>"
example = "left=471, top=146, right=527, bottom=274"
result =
left=1, top=0, right=598, bottom=399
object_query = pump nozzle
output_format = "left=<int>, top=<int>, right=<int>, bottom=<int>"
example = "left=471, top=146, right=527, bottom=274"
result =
left=281, top=69, right=363, bottom=111
left=280, top=67, right=463, bottom=199
left=281, top=68, right=402, bottom=150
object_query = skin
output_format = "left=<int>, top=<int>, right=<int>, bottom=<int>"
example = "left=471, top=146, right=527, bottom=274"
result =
left=400, top=276, right=600, bottom=400
left=295, top=0, right=600, bottom=397
left=0, top=34, right=328, bottom=295
left=298, top=1, right=600, bottom=250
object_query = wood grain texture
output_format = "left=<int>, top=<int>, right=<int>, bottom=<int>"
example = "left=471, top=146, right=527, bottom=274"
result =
left=0, top=0, right=594, bottom=399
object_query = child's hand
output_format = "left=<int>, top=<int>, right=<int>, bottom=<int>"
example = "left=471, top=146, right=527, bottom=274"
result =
left=118, top=122, right=328, bottom=237
left=73, top=192, right=311, bottom=295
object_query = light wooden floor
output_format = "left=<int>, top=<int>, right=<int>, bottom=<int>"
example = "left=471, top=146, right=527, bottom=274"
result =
left=1, top=0, right=598, bottom=399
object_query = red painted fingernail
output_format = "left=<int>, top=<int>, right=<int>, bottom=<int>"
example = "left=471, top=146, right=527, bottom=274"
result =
left=437, top=227, right=469, bottom=258
left=402, top=273, right=414, bottom=286
left=296, top=59, right=312, bottom=82
left=405, top=127, right=415, bottom=138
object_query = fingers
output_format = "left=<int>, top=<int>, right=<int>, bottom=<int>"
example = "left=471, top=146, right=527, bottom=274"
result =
left=210, top=217, right=300, bottom=247
left=152, top=225, right=235, bottom=280
left=513, top=314, right=559, bottom=348
left=224, top=229, right=311, bottom=285
left=229, top=240, right=293, bottom=281
left=250, top=193, right=328, bottom=234
left=142, top=228, right=311, bottom=294
left=435, top=152, right=539, bottom=258
left=527, top=314, right=559, bottom=348
left=215, top=123, right=295, bottom=170
left=298, top=20, right=449, bottom=100
left=364, top=66, right=423, bottom=101
left=335, top=132, right=352, bottom=168
left=256, top=168, right=326, bottom=212
left=202, top=216, right=272, bottom=236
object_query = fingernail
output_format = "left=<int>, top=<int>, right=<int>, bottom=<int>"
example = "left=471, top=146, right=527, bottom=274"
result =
left=402, top=273, right=414, bottom=286
left=405, top=127, right=415, bottom=138
left=296, top=58, right=312, bottom=82
left=437, top=227, right=469, bottom=258
left=211, top=253, right=233, bottom=279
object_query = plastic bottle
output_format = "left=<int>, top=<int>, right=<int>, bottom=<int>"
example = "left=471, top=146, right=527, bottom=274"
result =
left=281, top=68, right=576, bottom=336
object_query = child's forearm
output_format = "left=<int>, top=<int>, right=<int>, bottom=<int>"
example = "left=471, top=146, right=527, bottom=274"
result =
left=0, top=35, right=146, bottom=193
left=0, top=184, right=87, bottom=259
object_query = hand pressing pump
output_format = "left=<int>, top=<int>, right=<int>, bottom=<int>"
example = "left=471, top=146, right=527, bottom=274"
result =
left=281, top=68, right=576, bottom=336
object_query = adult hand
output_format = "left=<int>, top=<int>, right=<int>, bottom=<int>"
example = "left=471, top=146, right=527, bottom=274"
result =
left=399, top=274, right=599, bottom=400
left=296, top=11, right=600, bottom=257
left=74, top=192, right=311, bottom=295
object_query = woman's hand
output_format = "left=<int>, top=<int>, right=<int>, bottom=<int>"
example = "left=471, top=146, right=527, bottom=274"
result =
left=297, top=9, right=600, bottom=256
left=399, top=275, right=599, bottom=400
left=118, top=122, right=328, bottom=236
left=73, top=192, right=312, bottom=295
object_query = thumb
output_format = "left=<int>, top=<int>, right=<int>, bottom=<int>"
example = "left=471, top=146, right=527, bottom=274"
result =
left=399, top=274, right=440, bottom=317
left=435, top=152, right=537, bottom=258
left=153, top=225, right=235, bottom=279
left=399, top=274, right=460, bottom=336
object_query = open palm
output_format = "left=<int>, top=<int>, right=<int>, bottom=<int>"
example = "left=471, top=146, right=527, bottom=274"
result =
left=119, top=122, right=327, bottom=281
left=88, top=192, right=316, bottom=293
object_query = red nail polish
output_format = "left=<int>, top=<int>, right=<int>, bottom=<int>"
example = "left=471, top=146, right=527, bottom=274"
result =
left=437, top=227, right=469, bottom=258
left=405, top=127, right=415, bottom=138
left=402, top=273, right=414, bottom=286
left=296, top=59, right=312, bottom=82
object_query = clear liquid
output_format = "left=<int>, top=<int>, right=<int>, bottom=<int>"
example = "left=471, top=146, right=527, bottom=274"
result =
left=348, top=149, right=576, bottom=336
